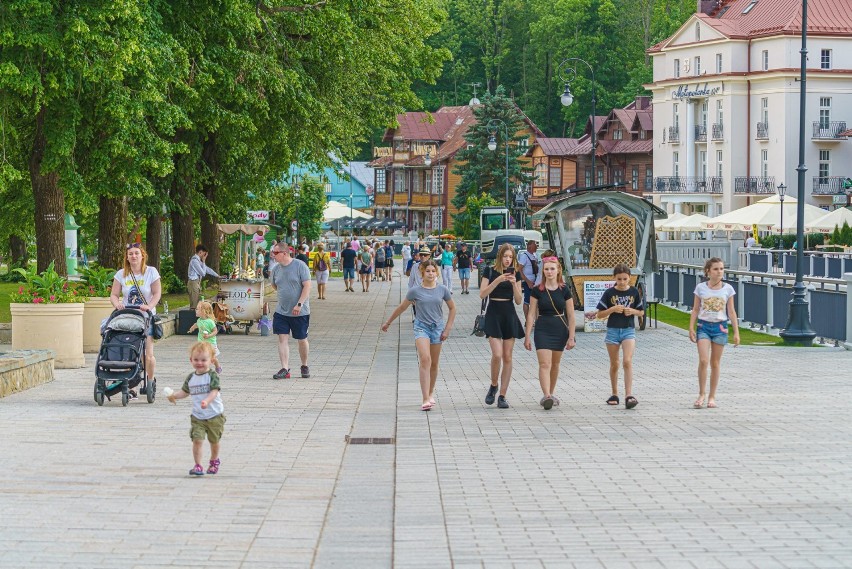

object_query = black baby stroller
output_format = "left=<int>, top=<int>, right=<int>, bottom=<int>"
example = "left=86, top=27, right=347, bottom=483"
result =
left=94, top=308, right=156, bottom=407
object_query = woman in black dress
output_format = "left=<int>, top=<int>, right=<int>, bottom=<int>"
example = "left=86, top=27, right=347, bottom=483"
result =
left=524, top=256, right=576, bottom=410
left=479, top=243, right=524, bottom=409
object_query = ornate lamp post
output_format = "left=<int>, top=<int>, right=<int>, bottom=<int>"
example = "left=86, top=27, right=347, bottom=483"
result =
left=776, top=182, right=786, bottom=250
left=781, top=0, right=816, bottom=345
left=557, top=58, right=597, bottom=188
left=486, top=118, right=510, bottom=214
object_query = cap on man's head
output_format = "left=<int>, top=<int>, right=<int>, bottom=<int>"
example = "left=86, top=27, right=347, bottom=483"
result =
left=418, top=246, right=431, bottom=255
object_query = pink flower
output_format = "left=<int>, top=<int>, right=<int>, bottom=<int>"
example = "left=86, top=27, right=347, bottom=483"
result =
left=62, top=282, right=68, bottom=291
left=33, top=297, right=43, bottom=304
left=50, top=295, right=56, bottom=302
left=18, top=286, right=23, bottom=294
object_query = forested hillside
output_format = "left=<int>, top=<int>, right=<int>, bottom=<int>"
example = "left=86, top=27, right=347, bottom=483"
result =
left=412, top=0, right=697, bottom=138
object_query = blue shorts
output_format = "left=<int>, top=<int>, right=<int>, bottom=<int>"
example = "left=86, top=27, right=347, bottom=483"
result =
left=413, top=319, right=445, bottom=344
left=458, top=268, right=471, bottom=280
left=696, top=320, right=729, bottom=345
left=273, top=313, right=310, bottom=340
left=605, top=327, right=636, bottom=345
left=522, top=282, right=532, bottom=305
left=343, top=267, right=356, bottom=280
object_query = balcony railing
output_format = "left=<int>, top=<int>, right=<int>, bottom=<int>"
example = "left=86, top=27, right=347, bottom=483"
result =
left=812, top=176, right=848, bottom=195
left=812, top=121, right=847, bottom=140
left=667, top=126, right=680, bottom=143
left=734, top=176, right=776, bottom=194
left=756, top=122, right=769, bottom=139
left=694, top=125, right=707, bottom=142
left=652, top=176, right=723, bottom=193
left=711, top=123, right=724, bottom=140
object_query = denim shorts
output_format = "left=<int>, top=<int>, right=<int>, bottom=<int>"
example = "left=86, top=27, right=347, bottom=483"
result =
left=413, top=319, right=445, bottom=344
left=458, top=268, right=471, bottom=280
left=696, top=320, right=729, bottom=345
left=605, top=327, right=636, bottom=345
left=343, top=267, right=356, bottom=280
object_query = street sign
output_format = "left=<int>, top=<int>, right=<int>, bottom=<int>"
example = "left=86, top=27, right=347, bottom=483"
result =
left=248, top=210, right=269, bottom=221
left=291, top=220, right=298, bottom=231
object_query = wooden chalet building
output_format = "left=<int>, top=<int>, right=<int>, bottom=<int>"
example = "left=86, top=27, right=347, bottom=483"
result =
left=368, top=104, right=542, bottom=234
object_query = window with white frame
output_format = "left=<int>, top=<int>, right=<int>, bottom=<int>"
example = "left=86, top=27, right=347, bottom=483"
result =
left=674, top=58, right=680, bottom=78
left=716, top=53, right=722, bottom=73
left=761, top=97, right=768, bottom=123
left=819, top=150, right=830, bottom=181
left=432, top=166, right=444, bottom=194
left=761, top=149, right=768, bottom=178
left=394, top=170, right=405, bottom=194
left=613, top=127, right=623, bottom=140
left=425, top=169, right=433, bottom=195
left=585, top=167, right=592, bottom=188
left=412, top=171, right=423, bottom=193
left=639, top=129, right=646, bottom=140
left=673, top=103, right=679, bottom=130
left=695, top=23, right=701, bottom=41
left=694, top=56, right=701, bottom=76
left=716, top=100, right=723, bottom=126
left=632, top=166, right=639, bottom=190
left=821, top=49, right=831, bottom=70
left=519, top=138, right=529, bottom=149
left=549, top=164, right=562, bottom=187
left=324, top=182, right=332, bottom=194
left=716, top=150, right=723, bottom=177
left=819, top=97, right=831, bottom=127
left=645, top=166, right=653, bottom=191
left=375, top=169, right=386, bottom=193
left=432, top=208, right=443, bottom=231
left=699, top=151, right=707, bottom=179
left=597, top=168, right=604, bottom=186
left=701, top=101, right=708, bottom=127
left=761, top=50, right=768, bottom=71
left=534, top=162, right=547, bottom=186
left=673, top=152, right=680, bottom=178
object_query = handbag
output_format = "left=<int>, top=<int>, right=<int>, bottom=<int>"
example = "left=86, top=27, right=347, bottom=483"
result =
left=472, top=297, right=488, bottom=337
left=129, top=271, right=164, bottom=339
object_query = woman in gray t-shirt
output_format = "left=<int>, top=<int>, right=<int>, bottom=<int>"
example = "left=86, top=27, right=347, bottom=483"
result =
left=381, top=260, right=456, bottom=411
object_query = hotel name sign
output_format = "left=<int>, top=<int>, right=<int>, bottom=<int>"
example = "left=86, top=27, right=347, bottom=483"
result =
left=672, top=83, right=721, bottom=100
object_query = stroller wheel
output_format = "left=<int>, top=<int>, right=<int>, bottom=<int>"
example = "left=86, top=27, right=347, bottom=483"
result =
left=94, top=383, right=105, bottom=406
left=146, top=378, right=156, bottom=404
left=121, top=391, right=130, bottom=407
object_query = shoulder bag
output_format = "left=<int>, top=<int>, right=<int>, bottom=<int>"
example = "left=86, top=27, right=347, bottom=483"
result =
left=472, top=297, right=488, bottom=337
left=129, top=271, right=164, bottom=339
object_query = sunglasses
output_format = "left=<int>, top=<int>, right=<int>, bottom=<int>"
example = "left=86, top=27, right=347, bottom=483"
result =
left=126, top=242, right=141, bottom=250
left=271, top=250, right=284, bottom=256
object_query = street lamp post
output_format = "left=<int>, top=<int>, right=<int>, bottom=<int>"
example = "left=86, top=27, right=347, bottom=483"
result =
left=486, top=118, right=510, bottom=217
left=293, top=178, right=301, bottom=246
left=781, top=0, right=816, bottom=345
left=776, top=183, right=786, bottom=250
left=557, top=58, right=597, bottom=189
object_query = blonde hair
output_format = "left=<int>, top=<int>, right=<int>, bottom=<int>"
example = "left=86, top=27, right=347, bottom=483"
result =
left=491, top=243, right=518, bottom=272
left=196, top=301, right=214, bottom=319
left=190, top=341, right=215, bottom=359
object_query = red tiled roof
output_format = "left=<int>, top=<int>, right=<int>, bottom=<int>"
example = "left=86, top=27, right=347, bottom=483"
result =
left=367, top=155, right=393, bottom=168
left=636, top=111, right=653, bottom=131
left=612, top=109, right=637, bottom=131
left=384, top=112, right=461, bottom=142
left=596, top=140, right=654, bottom=154
left=536, top=137, right=583, bottom=156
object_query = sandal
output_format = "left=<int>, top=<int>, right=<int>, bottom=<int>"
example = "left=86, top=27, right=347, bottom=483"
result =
left=207, top=458, right=220, bottom=475
left=625, top=396, right=638, bottom=410
left=694, top=396, right=705, bottom=409
left=606, top=395, right=619, bottom=405
left=707, top=400, right=717, bottom=408
left=420, top=402, right=433, bottom=411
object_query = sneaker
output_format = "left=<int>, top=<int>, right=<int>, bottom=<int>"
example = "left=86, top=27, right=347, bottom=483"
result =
left=189, top=464, right=204, bottom=476
left=497, top=395, right=510, bottom=409
left=206, top=459, right=220, bottom=475
left=300, top=365, right=310, bottom=378
left=485, top=384, right=498, bottom=406
left=128, top=390, right=138, bottom=400
left=273, top=368, right=290, bottom=380
left=542, top=396, right=554, bottom=411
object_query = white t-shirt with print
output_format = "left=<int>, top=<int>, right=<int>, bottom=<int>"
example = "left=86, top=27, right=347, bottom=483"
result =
left=114, top=266, right=161, bottom=313
left=694, top=281, right=735, bottom=323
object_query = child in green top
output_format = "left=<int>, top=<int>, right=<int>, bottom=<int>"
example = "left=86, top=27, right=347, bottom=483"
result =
left=188, top=301, right=222, bottom=373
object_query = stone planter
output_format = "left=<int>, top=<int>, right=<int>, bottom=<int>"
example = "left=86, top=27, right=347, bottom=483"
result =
left=11, top=303, right=85, bottom=368
left=83, top=297, right=114, bottom=353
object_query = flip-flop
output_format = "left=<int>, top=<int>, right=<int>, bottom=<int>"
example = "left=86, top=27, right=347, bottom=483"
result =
left=707, top=401, right=717, bottom=408
left=420, top=403, right=433, bottom=411
left=429, top=398, right=436, bottom=406
left=606, top=395, right=619, bottom=406
left=625, top=396, right=638, bottom=410
left=693, top=397, right=705, bottom=408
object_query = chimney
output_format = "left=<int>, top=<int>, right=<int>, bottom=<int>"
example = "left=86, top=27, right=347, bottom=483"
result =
left=698, top=0, right=720, bottom=15
left=635, top=96, right=651, bottom=110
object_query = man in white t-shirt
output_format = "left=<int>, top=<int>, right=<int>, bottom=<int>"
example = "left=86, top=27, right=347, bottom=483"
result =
left=517, top=240, right=540, bottom=319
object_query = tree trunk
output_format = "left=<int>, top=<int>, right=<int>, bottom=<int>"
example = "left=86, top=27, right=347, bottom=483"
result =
left=30, top=106, right=67, bottom=275
left=170, top=173, right=194, bottom=285
left=97, top=195, right=128, bottom=270
left=146, top=214, right=162, bottom=271
left=199, top=136, right=220, bottom=273
left=9, top=235, right=28, bottom=268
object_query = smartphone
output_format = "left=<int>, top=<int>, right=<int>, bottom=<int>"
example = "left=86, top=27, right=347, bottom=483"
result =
left=503, top=268, right=514, bottom=275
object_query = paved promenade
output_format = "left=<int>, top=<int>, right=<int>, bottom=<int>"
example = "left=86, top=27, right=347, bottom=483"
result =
left=2, top=272, right=852, bottom=569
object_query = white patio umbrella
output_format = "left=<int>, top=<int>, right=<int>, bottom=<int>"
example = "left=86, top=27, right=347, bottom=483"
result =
left=802, top=207, right=852, bottom=234
left=656, top=212, right=687, bottom=231
left=702, top=195, right=825, bottom=232
left=323, top=201, right=372, bottom=222
left=667, top=213, right=712, bottom=231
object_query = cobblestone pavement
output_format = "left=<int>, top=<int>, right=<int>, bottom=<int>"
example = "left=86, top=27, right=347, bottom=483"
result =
left=2, top=271, right=852, bottom=569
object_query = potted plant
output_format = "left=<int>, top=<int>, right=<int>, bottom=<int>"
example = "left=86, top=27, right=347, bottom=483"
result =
left=10, top=261, right=87, bottom=368
left=79, top=264, right=116, bottom=353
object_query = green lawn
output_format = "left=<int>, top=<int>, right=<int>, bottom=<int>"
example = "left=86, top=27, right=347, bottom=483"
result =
left=653, top=304, right=787, bottom=347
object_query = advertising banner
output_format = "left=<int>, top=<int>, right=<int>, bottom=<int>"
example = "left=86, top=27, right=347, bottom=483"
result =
left=583, top=280, right=615, bottom=332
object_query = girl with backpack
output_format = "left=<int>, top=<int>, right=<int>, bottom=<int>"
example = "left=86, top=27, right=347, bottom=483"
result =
left=375, top=241, right=387, bottom=281
left=313, top=242, right=332, bottom=300
left=359, top=246, right=373, bottom=292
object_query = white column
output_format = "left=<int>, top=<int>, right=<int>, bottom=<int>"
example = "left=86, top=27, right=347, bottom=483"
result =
left=685, top=99, right=695, bottom=184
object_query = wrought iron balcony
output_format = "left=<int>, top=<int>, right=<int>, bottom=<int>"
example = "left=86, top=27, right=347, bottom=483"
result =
left=694, top=125, right=707, bottom=142
left=812, top=121, right=847, bottom=140
left=756, top=122, right=769, bottom=139
left=711, top=123, right=724, bottom=140
left=734, top=176, right=776, bottom=194
left=652, top=176, right=722, bottom=193
left=812, top=176, right=848, bottom=195
left=667, top=126, right=680, bottom=143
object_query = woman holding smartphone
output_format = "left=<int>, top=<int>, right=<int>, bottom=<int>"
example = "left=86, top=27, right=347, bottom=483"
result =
left=479, top=243, right=524, bottom=409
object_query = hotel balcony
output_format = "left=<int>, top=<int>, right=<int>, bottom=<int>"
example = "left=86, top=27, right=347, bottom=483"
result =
left=756, top=121, right=769, bottom=140
left=734, top=176, right=776, bottom=194
left=652, top=176, right=722, bottom=194
left=694, top=125, right=707, bottom=143
left=812, top=121, right=847, bottom=141
left=711, top=123, right=724, bottom=141
left=667, top=126, right=680, bottom=144
left=812, top=176, right=848, bottom=195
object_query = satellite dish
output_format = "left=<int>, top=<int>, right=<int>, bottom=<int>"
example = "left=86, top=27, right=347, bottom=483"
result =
left=469, top=97, right=481, bottom=106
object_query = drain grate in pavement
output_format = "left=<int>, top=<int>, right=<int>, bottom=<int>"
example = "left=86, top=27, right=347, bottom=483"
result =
left=345, top=435, right=395, bottom=445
